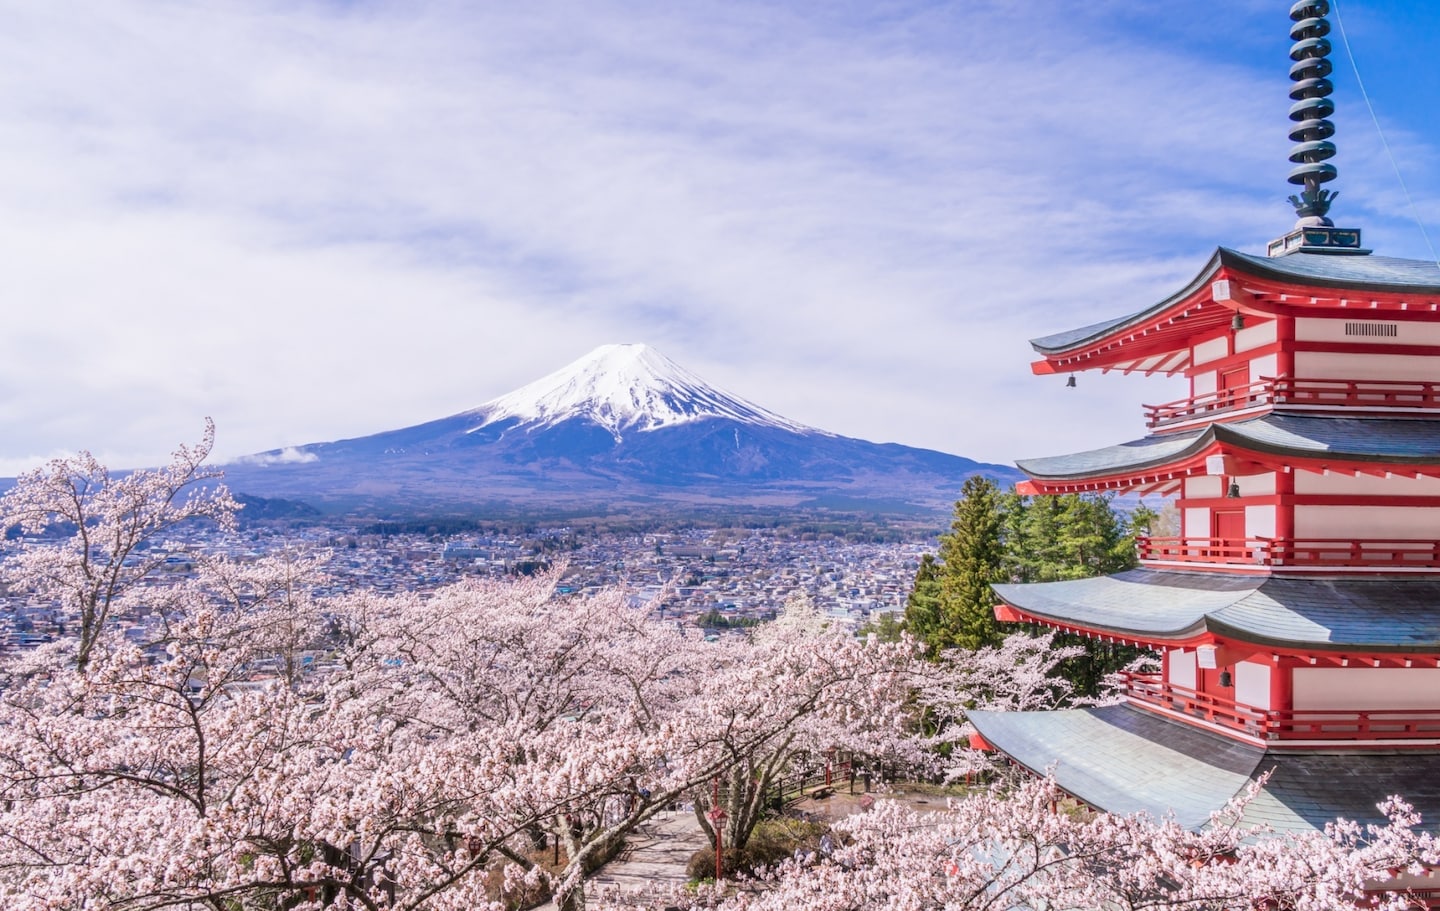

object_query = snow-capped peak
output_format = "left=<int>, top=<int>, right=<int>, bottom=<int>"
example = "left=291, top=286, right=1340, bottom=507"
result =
left=469, top=344, right=815, bottom=439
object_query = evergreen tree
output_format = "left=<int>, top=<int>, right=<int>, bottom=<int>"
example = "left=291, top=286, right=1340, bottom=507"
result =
left=905, top=476, right=1008, bottom=656
left=901, top=553, right=942, bottom=644
left=908, top=482, right=1158, bottom=693
left=1027, top=493, right=1148, bottom=695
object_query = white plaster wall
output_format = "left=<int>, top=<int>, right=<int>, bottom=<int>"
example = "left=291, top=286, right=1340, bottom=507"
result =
left=1194, top=371, right=1217, bottom=396
left=1245, top=505, right=1275, bottom=539
left=1168, top=649, right=1196, bottom=690
left=1294, top=472, right=1440, bottom=496
left=1235, top=660, right=1271, bottom=709
left=1236, top=321, right=1279, bottom=352
left=1186, top=476, right=1223, bottom=498
left=1294, top=351, right=1440, bottom=382
left=1294, top=505, right=1440, bottom=539
left=1295, top=317, right=1440, bottom=345
left=1236, top=473, right=1276, bottom=496
left=1249, top=352, right=1279, bottom=378
left=1293, top=668, right=1440, bottom=710
left=1183, top=507, right=1210, bottom=540
left=1193, top=336, right=1230, bottom=366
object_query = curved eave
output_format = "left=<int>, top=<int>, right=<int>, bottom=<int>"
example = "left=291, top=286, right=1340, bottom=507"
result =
left=992, top=570, right=1255, bottom=647
left=1015, top=415, right=1440, bottom=495
left=992, top=569, right=1440, bottom=653
left=1015, top=427, right=1214, bottom=496
left=1031, top=250, right=1226, bottom=355
left=1029, top=248, right=1440, bottom=376
left=995, top=598, right=1212, bottom=648
left=1029, top=249, right=1229, bottom=376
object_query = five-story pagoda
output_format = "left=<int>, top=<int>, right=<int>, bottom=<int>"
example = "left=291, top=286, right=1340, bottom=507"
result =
left=969, top=0, right=1440, bottom=847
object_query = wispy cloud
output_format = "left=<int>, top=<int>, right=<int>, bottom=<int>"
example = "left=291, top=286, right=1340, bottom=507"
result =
left=1, top=0, right=1436, bottom=472
left=227, top=447, right=320, bottom=467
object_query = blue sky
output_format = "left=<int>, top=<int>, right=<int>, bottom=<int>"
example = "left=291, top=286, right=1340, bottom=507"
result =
left=1, top=0, right=1437, bottom=475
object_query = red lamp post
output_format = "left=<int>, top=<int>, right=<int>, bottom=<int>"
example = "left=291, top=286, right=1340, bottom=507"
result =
left=707, top=803, right=728, bottom=881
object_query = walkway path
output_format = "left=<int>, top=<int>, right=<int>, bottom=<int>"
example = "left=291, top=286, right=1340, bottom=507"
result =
left=536, top=787, right=949, bottom=908
left=535, top=807, right=709, bottom=909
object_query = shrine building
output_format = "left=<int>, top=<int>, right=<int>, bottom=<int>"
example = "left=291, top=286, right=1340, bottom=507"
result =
left=967, top=0, right=1440, bottom=878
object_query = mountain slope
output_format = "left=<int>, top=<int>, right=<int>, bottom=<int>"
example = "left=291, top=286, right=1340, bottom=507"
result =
left=222, top=344, right=1021, bottom=517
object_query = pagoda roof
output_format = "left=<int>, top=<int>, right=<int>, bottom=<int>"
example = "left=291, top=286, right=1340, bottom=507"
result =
left=1016, top=414, right=1440, bottom=488
left=1228, top=248, right=1440, bottom=291
left=968, top=703, right=1440, bottom=834
left=1029, top=248, right=1440, bottom=375
left=991, top=569, right=1440, bottom=652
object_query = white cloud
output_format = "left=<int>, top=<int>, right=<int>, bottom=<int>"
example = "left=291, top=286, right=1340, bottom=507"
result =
left=227, top=447, right=319, bottom=467
left=0, top=0, right=1436, bottom=474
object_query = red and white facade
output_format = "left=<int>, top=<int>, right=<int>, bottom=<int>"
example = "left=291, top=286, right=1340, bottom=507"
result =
left=994, top=246, right=1440, bottom=752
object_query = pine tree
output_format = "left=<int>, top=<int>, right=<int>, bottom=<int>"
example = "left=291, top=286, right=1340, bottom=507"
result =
left=905, top=476, right=1008, bottom=656
left=902, top=553, right=944, bottom=646
left=907, top=482, right=1156, bottom=693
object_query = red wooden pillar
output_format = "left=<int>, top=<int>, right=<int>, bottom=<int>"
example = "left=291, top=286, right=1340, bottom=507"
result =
left=1269, top=654, right=1294, bottom=731
left=1274, top=314, right=1296, bottom=383
left=1275, top=468, right=1295, bottom=560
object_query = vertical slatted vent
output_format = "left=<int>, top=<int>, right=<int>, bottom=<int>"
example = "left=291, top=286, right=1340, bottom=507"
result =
left=1345, top=322, right=1398, bottom=338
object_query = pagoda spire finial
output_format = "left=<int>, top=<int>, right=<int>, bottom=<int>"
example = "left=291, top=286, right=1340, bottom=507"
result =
left=1267, top=0, right=1367, bottom=256
left=1286, top=0, right=1338, bottom=226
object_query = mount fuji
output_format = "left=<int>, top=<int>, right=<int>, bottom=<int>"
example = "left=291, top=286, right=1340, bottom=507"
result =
left=221, top=344, right=1021, bottom=518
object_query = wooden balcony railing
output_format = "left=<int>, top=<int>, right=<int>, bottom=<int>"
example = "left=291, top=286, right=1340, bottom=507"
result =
left=1137, top=536, right=1440, bottom=570
left=1144, top=380, right=1273, bottom=428
left=1144, top=375, right=1440, bottom=429
left=1122, top=672, right=1440, bottom=742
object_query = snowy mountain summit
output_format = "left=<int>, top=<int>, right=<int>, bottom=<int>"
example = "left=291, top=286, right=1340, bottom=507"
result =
left=224, top=342, right=1021, bottom=516
left=469, top=343, right=813, bottom=440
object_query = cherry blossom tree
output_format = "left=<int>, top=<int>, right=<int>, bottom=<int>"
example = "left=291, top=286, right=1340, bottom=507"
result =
left=357, top=578, right=922, bottom=909
left=0, top=419, right=238, bottom=669
left=2, top=431, right=1435, bottom=911
left=0, top=426, right=925, bottom=911
left=912, top=631, right=1098, bottom=781
left=688, top=596, right=925, bottom=862
left=597, top=776, right=1440, bottom=911
left=0, top=577, right=532, bottom=911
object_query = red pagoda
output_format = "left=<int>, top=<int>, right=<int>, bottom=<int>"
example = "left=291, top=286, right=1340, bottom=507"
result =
left=968, top=0, right=1440, bottom=865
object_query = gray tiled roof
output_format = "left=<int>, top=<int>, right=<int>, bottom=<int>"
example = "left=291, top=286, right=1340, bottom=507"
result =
left=1227, top=248, right=1440, bottom=290
left=1016, top=414, right=1440, bottom=480
left=1226, top=415, right=1440, bottom=461
left=1016, top=430, right=1207, bottom=478
left=991, top=569, right=1440, bottom=650
left=1030, top=248, right=1440, bottom=355
left=1029, top=314, right=1136, bottom=353
left=969, top=704, right=1440, bottom=834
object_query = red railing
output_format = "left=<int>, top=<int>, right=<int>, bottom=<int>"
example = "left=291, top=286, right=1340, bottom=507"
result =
left=1144, top=380, right=1273, bottom=428
left=1124, top=672, right=1269, bottom=734
left=1123, top=672, right=1440, bottom=742
left=1144, top=375, right=1440, bottom=429
left=1137, top=536, right=1440, bottom=569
